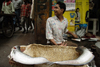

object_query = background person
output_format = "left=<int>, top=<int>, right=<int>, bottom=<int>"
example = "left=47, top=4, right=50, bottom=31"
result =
left=20, top=0, right=31, bottom=33
left=30, top=0, right=35, bottom=32
left=75, top=8, right=80, bottom=23
left=28, top=0, right=33, bottom=30
left=1, top=0, right=15, bottom=25
left=12, top=0, right=23, bottom=31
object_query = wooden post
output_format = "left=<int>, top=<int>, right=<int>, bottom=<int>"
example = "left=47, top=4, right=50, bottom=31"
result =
left=34, top=0, right=51, bottom=45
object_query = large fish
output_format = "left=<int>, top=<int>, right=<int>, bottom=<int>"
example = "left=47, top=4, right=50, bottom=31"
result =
left=54, top=46, right=94, bottom=65
left=8, top=46, right=94, bottom=65
left=8, top=46, right=49, bottom=65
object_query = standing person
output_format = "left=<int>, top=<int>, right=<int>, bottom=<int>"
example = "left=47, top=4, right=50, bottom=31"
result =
left=28, top=0, right=33, bottom=30
left=46, top=2, right=78, bottom=46
left=20, top=0, right=31, bottom=33
left=1, top=0, right=15, bottom=25
left=75, top=8, right=80, bottom=23
left=30, top=0, right=35, bottom=32
left=12, top=0, right=23, bottom=31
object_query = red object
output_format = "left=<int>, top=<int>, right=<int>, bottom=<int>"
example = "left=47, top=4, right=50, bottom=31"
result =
left=4, top=1, right=11, bottom=6
left=82, top=35, right=96, bottom=39
left=20, top=4, right=31, bottom=17
left=14, top=47, right=16, bottom=49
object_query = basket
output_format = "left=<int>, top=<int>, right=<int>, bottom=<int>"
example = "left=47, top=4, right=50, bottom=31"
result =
left=9, top=44, right=89, bottom=67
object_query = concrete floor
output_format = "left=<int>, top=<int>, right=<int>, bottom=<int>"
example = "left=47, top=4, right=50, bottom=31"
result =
left=0, top=28, right=35, bottom=67
left=0, top=28, right=100, bottom=67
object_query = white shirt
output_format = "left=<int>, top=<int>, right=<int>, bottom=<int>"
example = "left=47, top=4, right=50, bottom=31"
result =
left=46, top=16, right=68, bottom=44
left=12, top=0, right=23, bottom=9
left=2, top=2, right=15, bottom=14
left=30, top=0, right=34, bottom=19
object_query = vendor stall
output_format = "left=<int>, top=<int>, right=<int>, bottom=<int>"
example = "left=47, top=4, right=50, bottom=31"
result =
left=8, top=44, right=94, bottom=67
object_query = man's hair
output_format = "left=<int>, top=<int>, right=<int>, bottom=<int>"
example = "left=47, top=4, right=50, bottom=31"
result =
left=57, top=1, right=66, bottom=13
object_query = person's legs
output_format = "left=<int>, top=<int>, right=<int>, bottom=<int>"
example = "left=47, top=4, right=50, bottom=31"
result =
left=29, top=18, right=32, bottom=29
left=26, top=17, right=29, bottom=33
left=16, top=9, right=22, bottom=30
left=32, top=19, right=35, bottom=33
left=13, top=11, right=17, bottom=31
left=21, top=17, right=26, bottom=33
left=32, top=19, right=35, bottom=28
left=13, top=16, right=16, bottom=25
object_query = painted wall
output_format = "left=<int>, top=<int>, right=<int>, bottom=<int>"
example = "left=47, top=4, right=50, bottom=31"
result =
left=76, top=0, right=89, bottom=24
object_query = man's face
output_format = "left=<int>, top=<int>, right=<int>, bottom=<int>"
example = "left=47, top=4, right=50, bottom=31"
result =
left=54, top=4, right=63, bottom=16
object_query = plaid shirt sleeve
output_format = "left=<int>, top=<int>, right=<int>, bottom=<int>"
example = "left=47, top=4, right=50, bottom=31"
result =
left=20, top=4, right=27, bottom=17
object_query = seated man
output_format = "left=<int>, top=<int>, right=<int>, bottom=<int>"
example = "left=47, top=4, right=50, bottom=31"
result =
left=46, top=1, right=78, bottom=46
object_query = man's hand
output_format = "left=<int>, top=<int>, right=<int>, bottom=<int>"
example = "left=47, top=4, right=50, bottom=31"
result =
left=50, top=39, right=58, bottom=45
left=72, top=34, right=78, bottom=38
left=58, top=42, right=67, bottom=46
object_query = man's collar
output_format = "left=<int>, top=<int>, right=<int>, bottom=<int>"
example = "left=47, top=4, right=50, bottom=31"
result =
left=54, top=16, right=58, bottom=20
left=54, top=16, right=66, bottom=21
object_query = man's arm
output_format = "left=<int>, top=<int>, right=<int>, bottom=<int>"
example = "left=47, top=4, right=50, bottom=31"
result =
left=50, top=39, right=58, bottom=45
left=67, top=31, right=78, bottom=38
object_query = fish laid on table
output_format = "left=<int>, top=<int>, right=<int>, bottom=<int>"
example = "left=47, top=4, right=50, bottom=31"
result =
left=54, top=46, right=94, bottom=65
left=8, top=45, right=94, bottom=65
left=8, top=46, right=49, bottom=65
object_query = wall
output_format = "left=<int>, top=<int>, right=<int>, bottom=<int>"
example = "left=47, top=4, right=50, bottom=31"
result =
left=76, top=0, right=89, bottom=24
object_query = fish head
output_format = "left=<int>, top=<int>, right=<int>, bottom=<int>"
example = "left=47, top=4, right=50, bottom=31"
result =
left=8, top=46, right=20, bottom=60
